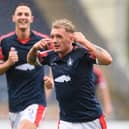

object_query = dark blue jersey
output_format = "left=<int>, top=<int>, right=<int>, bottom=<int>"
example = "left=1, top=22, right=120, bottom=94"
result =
left=40, top=47, right=102, bottom=122
left=0, top=31, right=47, bottom=112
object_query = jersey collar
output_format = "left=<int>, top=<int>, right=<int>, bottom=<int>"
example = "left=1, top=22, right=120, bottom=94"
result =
left=16, top=32, right=33, bottom=44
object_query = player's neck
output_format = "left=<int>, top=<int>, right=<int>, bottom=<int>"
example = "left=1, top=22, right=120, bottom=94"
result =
left=59, top=45, right=73, bottom=58
left=16, top=28, right=31, bottom=40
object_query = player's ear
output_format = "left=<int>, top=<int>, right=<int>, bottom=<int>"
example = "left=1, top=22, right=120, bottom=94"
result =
left=70, top=33, right=74, bottom=43
left=12, top=15, right=15, bottom=23
left=30, top=16, right=34, bottom=23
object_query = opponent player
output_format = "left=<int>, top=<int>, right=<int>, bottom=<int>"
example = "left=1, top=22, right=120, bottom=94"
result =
left=93, top=66, right=112, bottom=116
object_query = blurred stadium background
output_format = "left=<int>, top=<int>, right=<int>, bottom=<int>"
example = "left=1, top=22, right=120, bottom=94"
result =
left=0, top=0, right=129, bottom=128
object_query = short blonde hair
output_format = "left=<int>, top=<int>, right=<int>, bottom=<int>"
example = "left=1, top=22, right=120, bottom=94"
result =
left=52, top=19, right=75, bottom=33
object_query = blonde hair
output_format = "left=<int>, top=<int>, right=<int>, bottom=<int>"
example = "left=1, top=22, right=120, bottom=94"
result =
left=52, top=19, right=75, bottom=33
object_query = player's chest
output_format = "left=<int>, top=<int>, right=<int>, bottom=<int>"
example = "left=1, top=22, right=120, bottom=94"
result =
left=51, top=56, right=79, bottom=78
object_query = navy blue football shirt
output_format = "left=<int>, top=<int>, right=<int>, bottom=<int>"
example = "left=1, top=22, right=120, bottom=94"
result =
left=0, top=31, right=47, bottom=112
left=40, top=47, right=103, bottom=122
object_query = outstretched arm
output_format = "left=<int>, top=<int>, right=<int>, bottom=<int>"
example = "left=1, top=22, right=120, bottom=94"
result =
left=73, top=32, right=112, bottom=65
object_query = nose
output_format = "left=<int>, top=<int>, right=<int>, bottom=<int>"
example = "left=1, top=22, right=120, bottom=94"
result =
left=52, top=37, right=57, bottom=44
left=21, top=14, right=26, bottom=19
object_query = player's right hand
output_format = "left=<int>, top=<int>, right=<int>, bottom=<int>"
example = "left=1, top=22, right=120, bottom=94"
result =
left=33, top=38, right=51, bottom=50
left=44, top=76, right=54, bottom=89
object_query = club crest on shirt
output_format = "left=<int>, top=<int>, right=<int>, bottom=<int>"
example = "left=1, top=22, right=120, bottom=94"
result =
left=67, top=57, right=73, bottom=66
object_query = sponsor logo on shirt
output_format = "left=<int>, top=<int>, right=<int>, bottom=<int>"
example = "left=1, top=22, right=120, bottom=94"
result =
left=15, top=63, right=35, bottom=71
left=55, top=75, right=71, bottom=83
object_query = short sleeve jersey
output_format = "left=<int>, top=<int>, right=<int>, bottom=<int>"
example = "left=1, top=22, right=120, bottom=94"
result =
left=40, top=47, right=103, bottom=122
left=0, top=31, right=48, bottom=112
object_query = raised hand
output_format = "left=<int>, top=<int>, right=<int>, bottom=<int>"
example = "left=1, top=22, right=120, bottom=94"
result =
left=8, top=47, right=19, bottom=65
left=33, top=38, right=51, bottom=50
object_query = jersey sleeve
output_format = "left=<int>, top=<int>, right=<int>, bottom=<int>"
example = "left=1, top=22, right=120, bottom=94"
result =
left=73, top=43, right=97, bottom=64
left=37, top=50, right=53, bottom=66
left=80, top=48, right=97, bottom=64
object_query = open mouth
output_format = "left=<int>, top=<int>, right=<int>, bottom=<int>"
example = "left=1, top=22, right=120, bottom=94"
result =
left=54, top=45, right=60, bottom=49
left=19, top=19, right=28, bottom=25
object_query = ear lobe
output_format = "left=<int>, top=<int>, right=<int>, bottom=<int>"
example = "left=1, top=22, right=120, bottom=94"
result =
left=31, top=16, right=34, bottom=23
left=70, top=34, right=74, bottom=42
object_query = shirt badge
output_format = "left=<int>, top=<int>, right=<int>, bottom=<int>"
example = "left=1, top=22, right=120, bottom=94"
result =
left=67, top=57, right=73, bottom=66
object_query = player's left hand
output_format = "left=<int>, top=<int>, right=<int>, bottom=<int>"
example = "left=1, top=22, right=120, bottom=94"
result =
left=73, top=32, right=87, bottom=44
left=44, top=76, right=54, bottom=89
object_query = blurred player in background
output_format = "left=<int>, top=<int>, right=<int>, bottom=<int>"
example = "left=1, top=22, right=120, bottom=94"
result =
left=27, top=18, right=112, bottom=129
left=0, top=3, right=53, bottom=129
left=93, top=66, right=112, bottom=117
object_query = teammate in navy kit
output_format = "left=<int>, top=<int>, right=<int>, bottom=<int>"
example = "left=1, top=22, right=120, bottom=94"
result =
left=27, top=19, right=112, bottom=129
left=93, top=66, right=112, bottom=117
left=0, top=3, right=53, bottom=129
